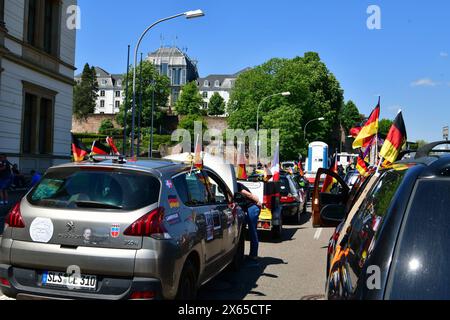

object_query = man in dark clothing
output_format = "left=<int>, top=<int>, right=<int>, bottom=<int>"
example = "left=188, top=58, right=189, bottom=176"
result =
left=237, top=183, right=262, bottom=266
left=0, top=155, right=12, bottom=205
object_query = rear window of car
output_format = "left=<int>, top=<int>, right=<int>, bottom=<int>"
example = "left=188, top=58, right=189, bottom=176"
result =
left=280, top=177, right=291, bottom=195
left=386, top=178, right=450, bottom=300
left=27, top=167, right=161, bottom=211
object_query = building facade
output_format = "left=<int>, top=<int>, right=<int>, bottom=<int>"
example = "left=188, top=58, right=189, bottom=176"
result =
left=197, top=68, right=249, bottom=114
left=146, top=46, right=199, bottom=111
left=74, top=66, right=124, bottom=115
left=0, top=0, right=77, bottom=173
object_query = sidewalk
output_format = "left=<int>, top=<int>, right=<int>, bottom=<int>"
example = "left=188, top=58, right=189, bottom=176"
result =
left=0, top=189, right=27, bottom=235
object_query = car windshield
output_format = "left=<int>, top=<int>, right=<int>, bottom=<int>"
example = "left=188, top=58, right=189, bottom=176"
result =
left=386, top=178, right=450, bottom=300
left=27, top=167, right=161, bottom=211
left=280, top=176, right=291, bottom=195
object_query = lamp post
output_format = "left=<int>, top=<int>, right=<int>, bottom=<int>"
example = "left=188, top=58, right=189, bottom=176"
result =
left=130, top=10, right=205, bottom=158
left=304, top=117, right=325, bottom=144
left=256, top=92, right=291, bottom=164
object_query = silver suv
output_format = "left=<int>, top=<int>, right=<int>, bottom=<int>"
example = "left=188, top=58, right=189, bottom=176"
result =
left=0, top=158, right=245, bottom=300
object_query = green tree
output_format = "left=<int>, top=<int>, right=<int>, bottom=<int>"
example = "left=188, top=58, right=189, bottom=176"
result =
left=416, top=140, right=428, bottom=149
left=73, top=63, right=98, bottom=120
left=178, top=114, right=208, bottom=142
left=98, top=119, right=115, bottom=135
left=175, top=81, right=204, bottom=116
left=340, top=100, right=363, bottom=132
left=116, top=61, right=170, bottom=134
left=379, top=119, right=394, bottom=138
left=208, top=92, right=226, bottom=116
left=228, top=52, right=344, bottom=159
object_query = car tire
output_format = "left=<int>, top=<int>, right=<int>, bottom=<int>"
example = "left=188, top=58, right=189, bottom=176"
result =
left=296, top=206, right=302, bottom=225
left=229, top=231, right=245, bottom=271
left=176, top=260, right=198, bottom=300
left=272, top=218, right=283, bottom=240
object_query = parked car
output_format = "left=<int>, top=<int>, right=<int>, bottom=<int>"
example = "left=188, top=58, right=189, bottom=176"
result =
left=0, top=156, right=245, bottom=300
left=279, top=173, right=306, bottom=224
left=313, top=141, right=450, bottom=300
left=343, top=170, right=361, bottom=191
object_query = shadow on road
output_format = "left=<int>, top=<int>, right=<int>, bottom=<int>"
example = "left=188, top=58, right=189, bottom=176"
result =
left=198, top=256, right=287, bottom=300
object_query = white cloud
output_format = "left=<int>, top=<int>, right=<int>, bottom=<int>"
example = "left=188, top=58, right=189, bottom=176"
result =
left=411, top=78, right=438, bottom=87
left=440, top=52, right=448, bottom=58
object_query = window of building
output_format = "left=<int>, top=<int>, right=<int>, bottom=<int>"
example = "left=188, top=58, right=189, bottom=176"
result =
left=21, top=82, right=55, bottom=155
left=203, top=102, right=208, bottom=110
left=160, top=63, right=168, bottom=76
left=172, top=89, right=180, bottom=104
left=0, top=0, right=4, bottom=25
left=172, top=68, right=182, bottom=86
left=202, top=92, right=208, bottom=98
left=115, top=91, right=121, bottom=97
left=100, top=90, right=105, bottom=97
left=100, top=100, right=105, bottom=108
left=214, top=80, right=220, bottom=88
left=25, top=0, right=61, bottom=56
left=204, top=80, right=209, bottom=87
left=101, top=80, right=107, bottom=85
left=115, top=101, right=120, bottom=109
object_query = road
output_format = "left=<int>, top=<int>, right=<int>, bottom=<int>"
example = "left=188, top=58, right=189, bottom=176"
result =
left=0, top=207, right=333, bottom=301
left=198, top=209, right=333, bottom=300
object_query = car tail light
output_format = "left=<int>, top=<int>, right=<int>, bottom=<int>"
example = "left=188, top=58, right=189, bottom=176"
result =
left=263, top=195, right=272, bottom=210
left=124, top=207, right=168, bottom=239
left=281, top=195, right=296, bottom=203
left=5, top=203, right=25, bottom=229
left=130, top=291, right=155, bottom=300
left=0, top=278, right=10, bottom=287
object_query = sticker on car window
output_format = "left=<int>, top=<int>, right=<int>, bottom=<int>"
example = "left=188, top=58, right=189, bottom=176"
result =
left=166, top=213, right=181, bottom=225
left=168, top=195, right=180, bottom=208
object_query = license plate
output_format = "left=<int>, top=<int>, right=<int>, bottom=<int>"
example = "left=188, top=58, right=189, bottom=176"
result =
left=42, top=271, right=97, bottom=290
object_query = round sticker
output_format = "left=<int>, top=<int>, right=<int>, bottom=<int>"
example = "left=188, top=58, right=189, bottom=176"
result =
left=29, top=218, right=54, bottom=243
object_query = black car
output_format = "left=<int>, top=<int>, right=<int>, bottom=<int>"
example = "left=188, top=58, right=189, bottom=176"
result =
left=279, top=173, right=306, bottom=224
left=315, top=141, right=450, bottom=300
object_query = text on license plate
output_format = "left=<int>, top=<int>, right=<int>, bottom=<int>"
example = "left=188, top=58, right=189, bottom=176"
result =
left=42, top=271, right=97, bottom=290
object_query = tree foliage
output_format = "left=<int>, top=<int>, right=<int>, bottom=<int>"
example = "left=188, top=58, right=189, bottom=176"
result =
left=340, top=100, right=363, bottom=132
left=208, top=92, right=226, bottom=116
left=228, top=52, right=344, bottom=159
left=73, top=63, right=98, bottom=120
left=115, top=61, right=170, bottom=133
left=175, top=81, right=204, bottom=116
left=379, top=119, right=394, bottom=138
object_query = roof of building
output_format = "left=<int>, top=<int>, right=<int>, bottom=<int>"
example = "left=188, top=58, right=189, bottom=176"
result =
left=197, top=67, right=251, bottom=91
left=75, top=66, right=124, bottom=87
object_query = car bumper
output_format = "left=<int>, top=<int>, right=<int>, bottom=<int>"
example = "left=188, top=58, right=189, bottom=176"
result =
left=0, top=264, right=163, bottom=300
left=281, top=203, right=300, bottom=216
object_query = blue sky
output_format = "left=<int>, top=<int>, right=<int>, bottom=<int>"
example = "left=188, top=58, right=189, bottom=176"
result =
left=76, top=0, right=450, bottom=142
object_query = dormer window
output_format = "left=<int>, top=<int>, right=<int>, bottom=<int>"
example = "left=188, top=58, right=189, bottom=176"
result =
left=214, top=80, right=220, bottom=88
left=204, top=80, right=209, bottom=87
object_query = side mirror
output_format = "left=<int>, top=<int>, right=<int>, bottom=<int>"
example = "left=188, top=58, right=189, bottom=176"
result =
left=320, top=204, right=346, bottom=224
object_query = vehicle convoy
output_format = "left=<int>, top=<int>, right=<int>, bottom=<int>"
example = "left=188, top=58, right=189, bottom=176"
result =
left=279, top=172, right=306, bottom=224
left=313, top=141, right=450, bottom=300
left=0, top=156, right=246, bottom=300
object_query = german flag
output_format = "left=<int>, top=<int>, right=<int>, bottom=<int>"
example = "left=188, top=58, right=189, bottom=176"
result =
left=356, top=156, right=370, bottom=177
left=380, top=111, right=407, bottom=163
left=237, top=143, right=248, bottom=180
left=91, top=140, right=111, bottom=156
left=353, top=99, right=381, bottom=149
left=106, top=136, right=120, bottom=155
left=322, top=157, right=338, bottom=193
left=71, top=134, right=90, bottom=162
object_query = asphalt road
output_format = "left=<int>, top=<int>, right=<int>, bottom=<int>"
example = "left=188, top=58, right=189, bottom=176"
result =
left=0, top=206, right=333, bottom=301
left=198, top=209, right=333, bottom=300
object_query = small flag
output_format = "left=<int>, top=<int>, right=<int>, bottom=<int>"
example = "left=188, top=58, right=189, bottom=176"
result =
left=379, top=111, right=408, bottom=163
left=91, top=140, right=111, bottom=156
left=168, top=195, right=180, bottom=209
left=71, top=134, right=90, bottom=162
left=353, top=99, right=381, bottom=149
left=356, top=156, right=370, bottom=177
left=106, top=136, right=120, bottom=155
left=270, top=143, right=280, bottom=182
left=194, top=134, right=203, bottom=170
left=322, top=156, right=338, bottom=193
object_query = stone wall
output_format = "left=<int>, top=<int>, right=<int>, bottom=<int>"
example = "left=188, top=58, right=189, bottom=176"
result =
left=72, top=114, right=119, bottom=133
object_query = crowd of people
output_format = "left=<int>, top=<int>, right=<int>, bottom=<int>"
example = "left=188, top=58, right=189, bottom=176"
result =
left=0, top=154, right=42, bottom=206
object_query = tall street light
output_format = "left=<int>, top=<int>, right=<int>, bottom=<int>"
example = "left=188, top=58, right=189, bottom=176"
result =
left=130, top=10, right=205, bottom=158
left=304, top=117, right=325, bottom=144
left=256, top=92, right=291, bottom=164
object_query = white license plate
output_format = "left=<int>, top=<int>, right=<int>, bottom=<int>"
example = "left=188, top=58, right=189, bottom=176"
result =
left=42, top=271, right=97, bottom=290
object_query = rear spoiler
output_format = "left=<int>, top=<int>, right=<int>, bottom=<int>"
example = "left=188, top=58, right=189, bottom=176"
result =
left=415, top=141, right=450, bottom=159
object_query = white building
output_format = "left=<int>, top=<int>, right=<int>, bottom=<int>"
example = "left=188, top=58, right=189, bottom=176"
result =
left=75, top=66, right=124, bottom=115
left=197, top=68, right=249, bottom=113
left=0, top=0, right=77, bottom=173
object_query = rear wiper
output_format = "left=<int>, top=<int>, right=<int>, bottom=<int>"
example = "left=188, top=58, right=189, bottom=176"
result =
left=74, top=201, right=123, bottom=210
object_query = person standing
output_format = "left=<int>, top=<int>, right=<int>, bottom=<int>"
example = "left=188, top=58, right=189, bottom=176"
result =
left=29, top=170, right=42, bottom=189
left=237, top=182, right=262, bottom=266
left=0, top=155, right=13, bottom=205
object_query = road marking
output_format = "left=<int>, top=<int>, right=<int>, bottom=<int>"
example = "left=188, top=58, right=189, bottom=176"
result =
left=314, top=228, right=323, bottom=240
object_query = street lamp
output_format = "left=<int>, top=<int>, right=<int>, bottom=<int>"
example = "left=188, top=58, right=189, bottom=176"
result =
left=256, top=92, right=291, bottom=164
left=304, top=117, right=325, bottom=144
left=130, top=10, right=205, bottom=158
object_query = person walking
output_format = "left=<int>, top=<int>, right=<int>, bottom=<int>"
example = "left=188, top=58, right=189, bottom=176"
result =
left=0, top=154, right=13, bottom=205
left=237, top=182, right=262, bottom=266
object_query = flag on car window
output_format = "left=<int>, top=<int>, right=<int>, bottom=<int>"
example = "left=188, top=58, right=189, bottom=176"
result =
left=356, top=156, right=370, bottom=177
left=106, top=136, right=120, bottom=155
left=71, top=134, right=90, bottom=162
left=380, top=111, right=407, bottom=163
left=352, top=98, right=380, bottom=149
left=322, top=156, right=338, bottom=193
left=91, top=140, right=111, bottom=156
left=270, top=143, right=280, bottom=182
